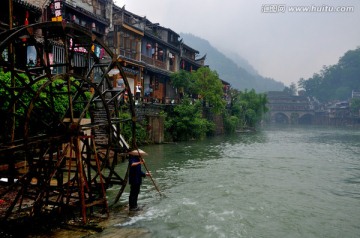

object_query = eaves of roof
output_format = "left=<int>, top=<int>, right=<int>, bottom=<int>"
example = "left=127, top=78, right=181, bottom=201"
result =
left=181, top=42, right=199, bottom=54
left=144, top=31, right=180, bottom=52
left=118, top=56, right=145, bottom=69
left=64, top=2, right=110, bottom=25
left=122, top=23, right=144, bottom=36
left=113, top=4, right=145, bottom=22
left=181, top=56, right=203, bottom=67
left=221, top=79, right=231, bottom=85
left=14, top=0, right=42, bottom=14
left=143, top=63, right=171, bottom=77
left=157, top=25, right=180, bottom=38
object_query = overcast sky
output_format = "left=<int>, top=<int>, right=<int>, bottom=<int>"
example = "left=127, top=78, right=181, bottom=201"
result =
left=115, top=0, right=360, bottom=86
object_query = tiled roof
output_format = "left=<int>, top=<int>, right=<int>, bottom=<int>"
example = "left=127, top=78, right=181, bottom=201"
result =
left=18, top=0, right=45, bottom=9
left=64, top=2, right=110, bottom=25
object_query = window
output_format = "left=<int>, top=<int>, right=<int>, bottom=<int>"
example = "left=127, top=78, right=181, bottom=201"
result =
left=119, top=32, right=124, bottom=49
left=107, top=32, right=114, bottom=47
left=170, top=33, right=174, bottom=42
left=125, top=38, right=130, bottom=50
left=131, top=40, right=137, bottom=53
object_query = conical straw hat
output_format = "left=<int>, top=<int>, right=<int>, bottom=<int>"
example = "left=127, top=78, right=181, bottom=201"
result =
left=128, top=148, right=148, bottom=156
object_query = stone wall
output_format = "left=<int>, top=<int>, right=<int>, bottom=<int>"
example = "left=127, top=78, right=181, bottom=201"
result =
left=135, top=103, right=165, bottom=143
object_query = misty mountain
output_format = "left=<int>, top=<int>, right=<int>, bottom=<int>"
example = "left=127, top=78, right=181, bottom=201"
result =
left=222, top=49, right=259, bottom=76
left=180, top=33, right=284, bottom=92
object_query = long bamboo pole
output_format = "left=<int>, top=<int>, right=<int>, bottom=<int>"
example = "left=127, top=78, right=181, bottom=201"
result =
left=136, top=148, right=162, bottom=196
left=113, top=148, right=163, bottom=204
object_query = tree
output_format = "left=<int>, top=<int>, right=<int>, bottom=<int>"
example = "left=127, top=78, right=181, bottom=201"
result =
left=350, top=98, right=360, bottom=116
left=229, top=89, right=268, bottom=129
left=170, top=67, right=226, bottom=114
left=170, top=70, right=193, bottom=96
left=191, top=67, right=226, bottom=114
left=283, top=82, right=297, bottom=95
left=297, top=47, right=360, bottom=102
left=165, top=97, right=214, bottom=141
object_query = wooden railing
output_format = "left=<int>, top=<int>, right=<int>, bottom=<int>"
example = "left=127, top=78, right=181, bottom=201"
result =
left=141, top=55, right=166, bottom=70
left=119, top=49, right=137, bottom=60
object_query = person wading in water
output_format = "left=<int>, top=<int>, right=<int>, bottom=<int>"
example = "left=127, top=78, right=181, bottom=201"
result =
left=128, top=149, right=150, bottom=211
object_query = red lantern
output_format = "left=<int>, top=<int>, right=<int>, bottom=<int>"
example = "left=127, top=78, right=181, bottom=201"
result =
left=22, top=11, right=29, bottom=42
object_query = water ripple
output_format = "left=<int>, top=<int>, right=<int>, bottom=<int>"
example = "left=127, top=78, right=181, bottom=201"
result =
left=107, top=126, right=360, bottom=238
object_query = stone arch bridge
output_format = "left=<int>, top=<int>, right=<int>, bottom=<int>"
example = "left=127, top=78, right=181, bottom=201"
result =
left=269, top=110, right=315, bottom=124
left=266, top=91, right=315, bottom=125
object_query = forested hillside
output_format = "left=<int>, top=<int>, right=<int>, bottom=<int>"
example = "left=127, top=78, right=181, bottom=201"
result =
left=180, top=33, right=284, bottom=92
left=298, top=47, right=360, bottom=102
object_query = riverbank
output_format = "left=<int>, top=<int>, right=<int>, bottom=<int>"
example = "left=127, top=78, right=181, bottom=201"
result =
left=0, top=204, right=150, bottom=238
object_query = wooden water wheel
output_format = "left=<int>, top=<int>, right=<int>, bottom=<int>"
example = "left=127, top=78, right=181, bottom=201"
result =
left=0, top=22, right=136, bottom=223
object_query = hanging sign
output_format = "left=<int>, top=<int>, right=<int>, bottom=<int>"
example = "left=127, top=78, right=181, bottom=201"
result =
left=51, top=0, right=63, bottom=22
left=69, top=38, right=88, bottom=53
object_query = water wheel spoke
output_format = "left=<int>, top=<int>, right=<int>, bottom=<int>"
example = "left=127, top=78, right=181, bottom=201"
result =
left=2, top=171, right=34, bottom=220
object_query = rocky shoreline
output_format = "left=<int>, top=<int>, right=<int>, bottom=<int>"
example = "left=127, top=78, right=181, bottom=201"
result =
left=0, top=204, right=151, bottom=238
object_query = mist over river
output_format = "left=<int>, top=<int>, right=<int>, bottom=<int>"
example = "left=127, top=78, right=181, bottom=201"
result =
left=92, top=125, right=360, bottom=238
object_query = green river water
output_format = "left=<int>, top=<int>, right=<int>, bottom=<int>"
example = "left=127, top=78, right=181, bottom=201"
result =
left=37, top=125, right=360, bottom=238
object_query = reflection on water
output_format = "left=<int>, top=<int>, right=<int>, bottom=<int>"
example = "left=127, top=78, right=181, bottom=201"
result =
left=100, top=126, right=360, bottom=238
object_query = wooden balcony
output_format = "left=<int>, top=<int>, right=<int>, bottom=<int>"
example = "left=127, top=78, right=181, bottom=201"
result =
left=119, top=49, right=138, bottom=60
left=141, top=55, right=166, bottom=70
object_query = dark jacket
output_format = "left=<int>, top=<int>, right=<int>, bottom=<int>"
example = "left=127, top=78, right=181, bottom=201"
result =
left=129, top=156, right=146, bottom=185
